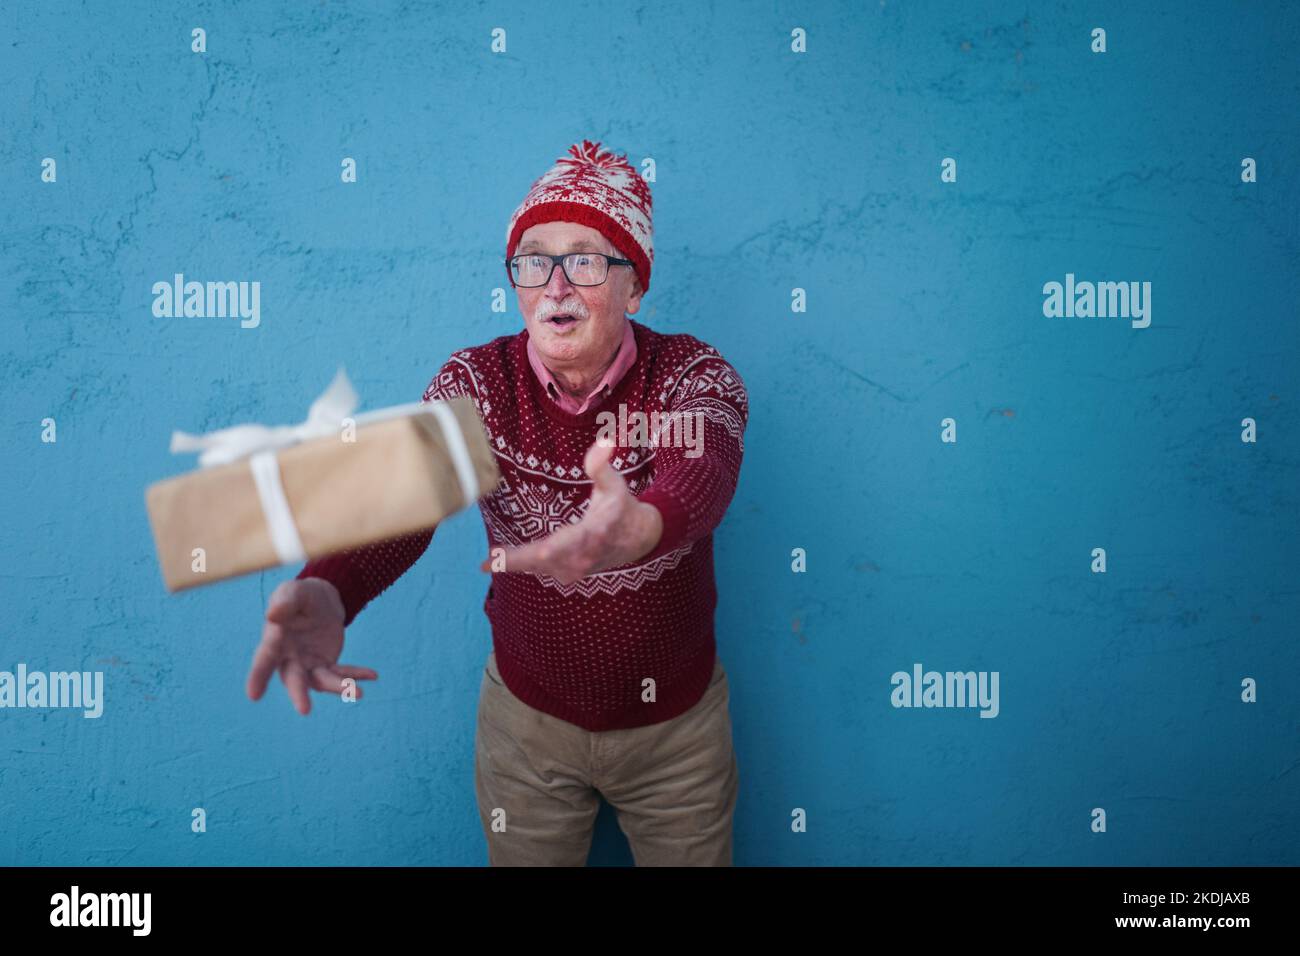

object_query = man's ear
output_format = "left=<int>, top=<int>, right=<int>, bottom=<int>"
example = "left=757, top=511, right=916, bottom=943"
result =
left=625, top=275, right=644, bottom=316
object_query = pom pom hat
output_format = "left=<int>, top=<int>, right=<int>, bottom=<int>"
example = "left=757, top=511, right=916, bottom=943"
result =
left=505, top=140, right=654, bottom=294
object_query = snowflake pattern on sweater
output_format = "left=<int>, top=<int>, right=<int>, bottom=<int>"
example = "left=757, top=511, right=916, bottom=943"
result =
left=296, top=318, right=748, bottom=731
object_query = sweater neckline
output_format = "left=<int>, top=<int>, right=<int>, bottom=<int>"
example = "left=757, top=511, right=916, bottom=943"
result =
left=522, top=319, right=649, bottom=427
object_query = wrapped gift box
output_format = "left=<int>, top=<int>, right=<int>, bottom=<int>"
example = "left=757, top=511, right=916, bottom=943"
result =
left=145, top=369, right=498, bottom=592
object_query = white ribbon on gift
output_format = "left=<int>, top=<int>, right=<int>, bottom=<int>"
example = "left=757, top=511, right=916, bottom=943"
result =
left=169, top=368, right=481, bottom=564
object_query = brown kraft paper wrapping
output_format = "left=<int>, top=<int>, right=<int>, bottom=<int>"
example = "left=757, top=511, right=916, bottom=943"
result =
left=145, top=396, right=499, bottom=592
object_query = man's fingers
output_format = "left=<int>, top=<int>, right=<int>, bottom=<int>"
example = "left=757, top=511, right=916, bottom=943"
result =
left=333, top=665, right=379, bottom=681
left=309, top=666, right=363, bottom=699
left=517, top=547, right=586, bottom=583
left=486, top=540, right=544, bottom=574
left=491, top=545, right=526, bottom=571
left=309, top=666, right=343, bottom=693
left=584, top=439, right=627, bottom=496
left=281, top=659, right=311, bottom=715
left=246, top=625, right=284, bottom=701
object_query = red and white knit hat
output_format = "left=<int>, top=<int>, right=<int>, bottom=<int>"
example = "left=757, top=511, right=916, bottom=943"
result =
left=505, top=139, right=654, bottom=293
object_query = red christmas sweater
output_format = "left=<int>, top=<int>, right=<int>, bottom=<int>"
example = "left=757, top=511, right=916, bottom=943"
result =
left=295, top=317, right=749, bottom=731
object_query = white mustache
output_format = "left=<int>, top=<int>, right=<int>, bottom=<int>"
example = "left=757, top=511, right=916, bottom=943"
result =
left=537, top=300, right=588, bottom=321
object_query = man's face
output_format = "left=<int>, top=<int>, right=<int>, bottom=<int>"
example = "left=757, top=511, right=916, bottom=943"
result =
left=515, top=221, right=643, bottom=368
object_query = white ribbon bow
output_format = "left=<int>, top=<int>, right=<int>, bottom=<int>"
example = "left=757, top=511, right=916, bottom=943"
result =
left=169, top=367, right=481, bottom=564
left=170, top=367, right=363, bottom=469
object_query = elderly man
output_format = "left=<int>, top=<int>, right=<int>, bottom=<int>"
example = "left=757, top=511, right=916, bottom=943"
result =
left=245, top=140, right=750, bottom=866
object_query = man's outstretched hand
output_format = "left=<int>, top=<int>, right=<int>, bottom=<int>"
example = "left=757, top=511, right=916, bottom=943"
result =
left=479, top=437, right=664, bottom=585
left=247, top=577, right=378, bottom=715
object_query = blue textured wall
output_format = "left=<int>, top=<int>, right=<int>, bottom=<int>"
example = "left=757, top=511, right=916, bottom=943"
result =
left=2, top=1, right=1297, bottom=866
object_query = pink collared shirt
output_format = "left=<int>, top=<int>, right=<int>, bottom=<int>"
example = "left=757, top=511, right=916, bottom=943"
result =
left=525, top=317, right=638, bottom=415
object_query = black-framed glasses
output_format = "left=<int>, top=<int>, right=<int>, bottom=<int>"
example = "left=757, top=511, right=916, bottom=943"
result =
left=505, top=252, right=635, bottom=288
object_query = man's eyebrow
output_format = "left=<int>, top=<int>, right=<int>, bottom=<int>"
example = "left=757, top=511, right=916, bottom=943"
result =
left=518, top=240, right=606, bottom=253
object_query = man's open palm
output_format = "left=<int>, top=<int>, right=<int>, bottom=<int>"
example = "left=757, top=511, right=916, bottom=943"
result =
left=479, top=437, right=662, bottom=585
left=246, top=577, right=378, bottom=715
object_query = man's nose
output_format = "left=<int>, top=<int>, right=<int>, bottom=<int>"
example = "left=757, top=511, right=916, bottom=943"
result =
left=544, top=260, right=574, bottom=295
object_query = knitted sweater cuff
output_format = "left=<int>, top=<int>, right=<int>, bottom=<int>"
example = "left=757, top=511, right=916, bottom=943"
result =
left=635, top=485, right=691, bottom=564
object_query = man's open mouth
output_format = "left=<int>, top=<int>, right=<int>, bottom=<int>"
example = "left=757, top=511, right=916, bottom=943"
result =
left=548, top=313, right=579, bottom=326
